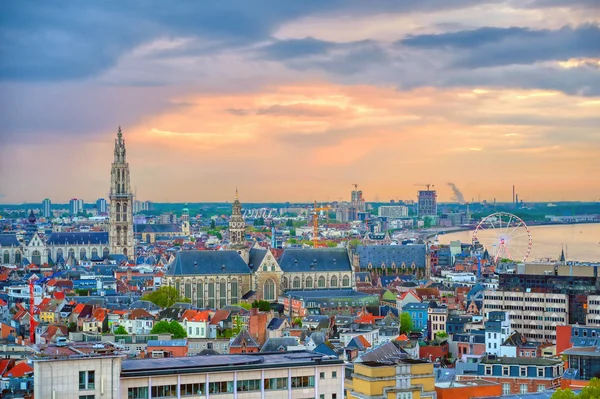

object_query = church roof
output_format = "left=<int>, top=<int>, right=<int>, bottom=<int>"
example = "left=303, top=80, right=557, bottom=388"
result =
left=278, top=248, right=352, bottom=273
left=355, top=244, right=427, bottom=268
left=166, top=250, right=251, bottom=276
left=248, top=248, right=267, bottom=272
left=0, top=234, right=20, bottom=247
left=47, top=232, right=109, bottom=245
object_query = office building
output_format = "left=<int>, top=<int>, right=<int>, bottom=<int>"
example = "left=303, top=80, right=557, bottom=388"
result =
left=34, top=348, right=344, bottom=399
left=96, top=198, right=107, bottom=214
left=69, top=198, right=80, bottom=216
left=483, top=291, right=568, bottom=342
left=418, top=190, right=437, bottom=217
left=498, top=274, right=599, bottom=325
left=42, top=198, right=52, bottom=218
left=378, top=205, right=408, bottom=218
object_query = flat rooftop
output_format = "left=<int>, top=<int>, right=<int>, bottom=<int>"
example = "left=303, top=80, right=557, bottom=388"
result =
left=121, top=350, right=343, bottom=377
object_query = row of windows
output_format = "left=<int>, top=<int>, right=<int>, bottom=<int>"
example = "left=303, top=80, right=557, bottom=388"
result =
left=127, top=376, right=318, bottom=398
left=484, top=296, right=566, bottom=303
left=175, top=280, right=239, bottom=308
left=283, top=275, right=351, bottom=289
left=485, top=304, right=566, bottom=313
left=1, top=247, right=111, bottom=265
left=511, top=324, right=557, bottom=331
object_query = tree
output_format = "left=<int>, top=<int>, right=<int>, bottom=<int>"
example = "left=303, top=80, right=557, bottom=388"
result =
left=436, top=331, right=449, bottom=340
left=348, top=239, right=362, bottom=249
left=114, top=325, right=128, bottom=335
left=252, top=300, right=271, bottom=312
left=289, top=228, right=296, bottom=237
left=552, top=378, right=600, bottom=399
left=293, top=317, right=303, bottom=327
left=234, top=302, right=252, bottom=310
left=254, top=217, right=265, bottom=226
left=400, top=312, right=413, bottom=334
left=142, top=286, right=190, bottom=308
left=210, top=219, right=216, bottom=229
left=286, top=219, right=294, bottom=227
left=150, top=320, right=187, bottom=339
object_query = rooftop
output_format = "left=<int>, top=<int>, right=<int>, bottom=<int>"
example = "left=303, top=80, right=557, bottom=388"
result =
left=120, top=351, right=342, bottom=377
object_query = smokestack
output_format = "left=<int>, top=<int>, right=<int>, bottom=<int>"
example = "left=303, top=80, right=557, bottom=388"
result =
left=513, top=185, right=515, bottom=204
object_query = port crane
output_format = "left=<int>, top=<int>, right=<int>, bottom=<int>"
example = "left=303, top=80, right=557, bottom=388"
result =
left=312, top=201, right=331, bottom=248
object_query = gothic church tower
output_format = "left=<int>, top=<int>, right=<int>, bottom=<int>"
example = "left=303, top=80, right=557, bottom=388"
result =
left=109, top=127, right=134, bottom=259
left=229, top=189, right=248, bottom=261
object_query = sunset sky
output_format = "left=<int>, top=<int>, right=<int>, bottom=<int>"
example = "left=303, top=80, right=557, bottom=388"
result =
left=1, top=1, right=599, bottom=204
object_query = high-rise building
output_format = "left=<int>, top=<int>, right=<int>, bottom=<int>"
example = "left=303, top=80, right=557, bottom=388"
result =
left=42, top=198, right=51, bottom=218
left=96, top=198, right=107, bottom=214
left=77, top=199, right=84, bottom=214
left=109, top=126, right=134, bottom=259
left=378, top=205, right=408, bottom=218
left=69, top=198, right=79, bottom=216
left=417, top=189, right=437, bottom=217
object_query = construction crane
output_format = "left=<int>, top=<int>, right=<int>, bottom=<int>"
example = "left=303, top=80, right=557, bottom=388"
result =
left=414, top=184, right=435, bottom=191
left=312, top=201, right=331, bottom=248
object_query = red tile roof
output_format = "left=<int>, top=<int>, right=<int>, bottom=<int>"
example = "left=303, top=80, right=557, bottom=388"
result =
left=5, top=362, right=34, bottom=377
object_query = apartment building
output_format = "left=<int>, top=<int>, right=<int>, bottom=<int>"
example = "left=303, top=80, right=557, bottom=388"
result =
left=483, top=291, right=568, bottom=342
left=587, top=295, right=600, bottom=326
left=34, top=346, right=344, bottom=399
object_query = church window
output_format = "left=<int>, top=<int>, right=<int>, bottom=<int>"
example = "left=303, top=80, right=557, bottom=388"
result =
left=3, top=250, right=9, bottom=264
left=231, top=279, right=238, bottom=304
left=80, top=248, right=86, bottom=260
left=32, top=250, right=41, bottom=266
left=175, top=280, right=181, bottom=295
left=219, top=279, right=227, bottom=308
left=15, top=251, right=21, bottom=265
left=208, top=281, right=215, bottom=309
left=263, top=265, right=267, bottom=272
left=306, top=277, right=313, bottom=289
left=264, top=279, right=276, bottom=301
left=271, top=265, right=275, bottom=272
left=342, top=275, right=350, bottom=287
left=56, top=248, right=63, bottom=259
left=185, top=282, right=192, bottom=300
left=196, top=282, right=204, bottom=308
left=116, top=203, right=121, bottom=222
left=91, top=248, right=98, bottom=259
left=331, top=275, right=338, bottom=288
left=102, top=247, right=109, bottom=258
left=318, top=276, right=326, bottom=288
left=282, top=277, right=288, bottom=289
left=123, top=204, right=127, bottom=222
left=68, top=248, right=75, bottom=259
left=293, top=277, right=301, bottom=289
left=116, top=227, right=121, bottom=245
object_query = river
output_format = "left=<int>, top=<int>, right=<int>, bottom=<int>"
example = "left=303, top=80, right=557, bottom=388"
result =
left=437, top=223, right=600, bottom=262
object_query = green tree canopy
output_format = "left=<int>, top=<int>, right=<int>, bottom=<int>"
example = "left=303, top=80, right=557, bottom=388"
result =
left=142, top=286, right=190, bottom=308
left=252, top=300, right=271, bottom=312
left=286, top=219, right=294, bottom=227
left=400, top=312, right=413, bottom=334
left=114, top=325, right=128, bottom=335
left=436, top=331, right=449, bottom=340
left=234, top=302, right=252, bottom=310
left=150, top=320, right=187, bottom=339
left=552, top=378, right=600, bottom=399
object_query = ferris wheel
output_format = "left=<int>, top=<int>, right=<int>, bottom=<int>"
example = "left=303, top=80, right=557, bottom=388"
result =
left=472, top=212, right=532, bottom=263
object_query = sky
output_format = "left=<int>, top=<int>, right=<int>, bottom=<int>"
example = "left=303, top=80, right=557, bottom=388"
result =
left=0, top=1, right=599, bottom=204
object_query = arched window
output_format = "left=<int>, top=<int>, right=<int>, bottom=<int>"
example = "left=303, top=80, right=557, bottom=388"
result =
left=264, top=279, right=276, bottom=301
left=116, top=203, right=121, bottom=222
left=196, top=282, right=204, bottom=308
left=102, top=247, right=110, bottom=258
left=123, top=204, right=128, bottom=222
left=56, top=248, right=63, bottom=260
left=116, top=227, right=121, bottom=245
left=231, top=279, right=238, bottom=304
left=263, top=265, right=267, bottom=272
left=146, top=234, right=151, bottom=243
left=219, top=279, right=227, bottom=308
left=185, top=281, right=192, bottom=300
left=331, top=275, right=338, bottom=288
left=208, top=280, right=215, bottom=308
left=91, top=248, right=98, bottom=259
left=270, top=265, right=275, bottom=272
left=305, top=276, right=313, bottom=289
left=293, top=277, right=301, bottom=289
left=68, top=248, right=75, bottom=259
left=15, top=251, right=21, bottom=264
left=3, top=250, right=9, bottom=264
left=342, top=275, right=350, bottom=287
left=175, top=279, right=181, bottom=295
left=282, top=277, right=288, bottom=289
left=80, top=248, right=86, bottom=260
left=318, top=276, right=326, bottom=288
left=32, top=250, right=41, bottom=265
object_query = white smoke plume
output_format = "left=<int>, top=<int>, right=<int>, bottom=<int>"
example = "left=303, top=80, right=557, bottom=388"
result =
left=447, top=182, right=466, bottom=204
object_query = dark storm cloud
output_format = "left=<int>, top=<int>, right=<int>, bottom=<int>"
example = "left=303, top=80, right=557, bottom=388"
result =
left=400, top=25, right=600, bottom=68
left=0, top=0, right=499, bottom=82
